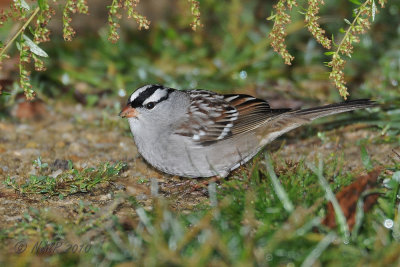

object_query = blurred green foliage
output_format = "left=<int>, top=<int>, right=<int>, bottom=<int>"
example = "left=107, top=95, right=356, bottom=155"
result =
left=1, top=0, right=399, bottom=107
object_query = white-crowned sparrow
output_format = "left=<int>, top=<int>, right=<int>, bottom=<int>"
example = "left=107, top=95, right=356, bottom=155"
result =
left=120, top=84, right=375, bottom=178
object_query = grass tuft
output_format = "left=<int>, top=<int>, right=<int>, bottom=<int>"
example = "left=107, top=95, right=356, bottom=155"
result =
left=3, top=159, right=126, bottom=198
left=307, top=157, right=350, bottom=242
left=264, top=153, right=294, bottom=213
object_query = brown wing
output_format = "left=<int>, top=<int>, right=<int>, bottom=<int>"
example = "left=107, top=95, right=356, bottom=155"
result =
left=174, top=90, right=290, bottom=144
left=223, top=94, right=291, bottom=136
left=174, top=90, right=239, bottom=143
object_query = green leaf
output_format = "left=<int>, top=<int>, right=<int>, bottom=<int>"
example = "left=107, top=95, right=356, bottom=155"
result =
left=393, top=171, right=400, bottom=183
left=22, top=34, right=48, bottom=57
left=266, top=11, right=275, bottom=21
left=331, top=34, right=337, bottom=46
left=86, top=95, right=99, bottom=107
left=360, top=145, right=373, bottom=170
left=324, top=52, right=335, bottom=56
left=38, top=0, right=46, bottom=10
left=20, top=0, right=30, bottom=10
left=344, top=19, right=352, bottom=25
left=348, top=0, right=361, bottom=5
left=28, top=25, right=35, bottom=35
left=68, top=160, right=74, bottom=170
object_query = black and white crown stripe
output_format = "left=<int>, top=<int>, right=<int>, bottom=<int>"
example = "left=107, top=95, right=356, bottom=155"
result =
left=129, top=85, right=171, bottom=108
left=142, top=89, right=169, bottom=106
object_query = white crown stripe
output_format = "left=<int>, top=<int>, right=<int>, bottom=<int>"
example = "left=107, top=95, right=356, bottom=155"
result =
left=142, top=89, right=169, bottom=105
left=129, top=85, right=153, bottom=102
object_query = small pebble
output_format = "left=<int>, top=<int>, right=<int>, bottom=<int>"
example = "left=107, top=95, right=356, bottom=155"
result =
left=49, top=169, right=63, bottom=178
left=114, top=184, right=126, bottom=190
left=50, top=159, right=70, bottom=171
left=25, top=142, right=39, bottom=148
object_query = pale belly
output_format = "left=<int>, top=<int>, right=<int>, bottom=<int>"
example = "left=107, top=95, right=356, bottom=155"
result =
left=135, top=132, right=261, bottom=178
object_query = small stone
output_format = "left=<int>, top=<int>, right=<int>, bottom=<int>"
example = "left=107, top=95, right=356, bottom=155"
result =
left=69, top=155, right=82, bottom=163
left=49, top=169, right=63, bottom=178
left=61, top=132, right=74, bottom=142
left=25, top=141, right=39, bottom=148
left=114, top=184, right=126, bottom=190
left=1, top=166, right=9, bottom=172
left=16, top=124, right=32, bottom=133
left=98, top=193, right=112, bottom=201
left=69, top=143, right=82, bottom=153
left=0, top=122, right=9, bottom=130
left=55, top=141, right=66, bottom=148
left=137, top=194, right=148, bottom=200
left=50, top=159, right=70, bottom=171
left=50, top=122, right=74, bottom=133
left=13, top=148, right=39, bottom=157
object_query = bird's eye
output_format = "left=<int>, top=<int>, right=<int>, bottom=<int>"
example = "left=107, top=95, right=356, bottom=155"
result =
left=145, top=102, right=155, bottom=109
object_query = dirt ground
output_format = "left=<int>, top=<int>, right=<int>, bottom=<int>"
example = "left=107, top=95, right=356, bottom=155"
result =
left=0, top=101, right=395, bottom=229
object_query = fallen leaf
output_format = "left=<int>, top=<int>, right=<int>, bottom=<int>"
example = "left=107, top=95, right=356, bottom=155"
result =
left=11, top=96, right=47, bottom=120
left=322, top=167, right=382, bottom=230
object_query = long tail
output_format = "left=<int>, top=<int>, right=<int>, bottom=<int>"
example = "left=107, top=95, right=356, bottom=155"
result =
left=259, top=99, right=376, bottom=146
left=289, top=99, right=376, bottom=120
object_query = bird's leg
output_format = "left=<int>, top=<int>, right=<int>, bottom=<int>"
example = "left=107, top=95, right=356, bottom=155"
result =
left=191, top=176, right=224, bottom=191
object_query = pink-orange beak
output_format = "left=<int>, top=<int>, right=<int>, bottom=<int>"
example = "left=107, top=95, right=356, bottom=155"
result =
left=119, top=105, right=138, bottom=118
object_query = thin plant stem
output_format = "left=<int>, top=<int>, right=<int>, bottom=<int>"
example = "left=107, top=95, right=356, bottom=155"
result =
left=333, top=0, right=370, bottom=55
left=0, top=7, right=40, bottom=59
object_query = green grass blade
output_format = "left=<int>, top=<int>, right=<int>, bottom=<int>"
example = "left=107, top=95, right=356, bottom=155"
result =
left=307, top=158, right=350, bottom=242
left=301, top=232, right=337, bottom=267
left=264, top=153, right=294, bottom=213
left=352, top=189, right=384, bottom=240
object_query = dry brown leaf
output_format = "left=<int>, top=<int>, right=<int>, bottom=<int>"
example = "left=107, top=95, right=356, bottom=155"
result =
left=11, top=96, right=47, bottom=120
left=322, top=167, right=382, bottom=230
